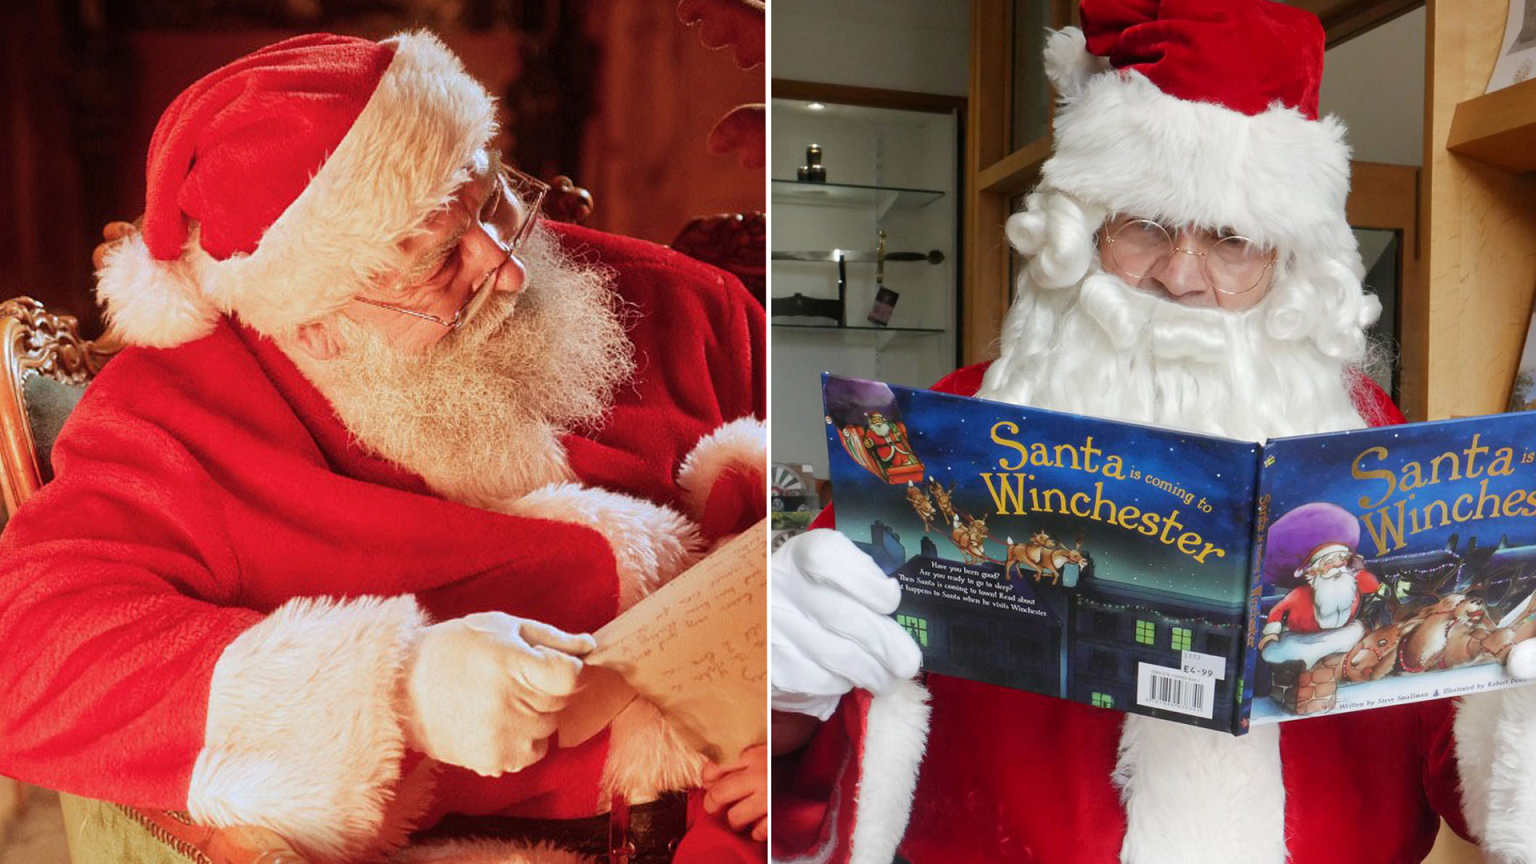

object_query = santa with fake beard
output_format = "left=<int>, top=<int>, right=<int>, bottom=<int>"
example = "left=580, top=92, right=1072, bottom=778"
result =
left=770, top=2, right=1536, bottom=863
left=0, top=32, right=766, bottom=864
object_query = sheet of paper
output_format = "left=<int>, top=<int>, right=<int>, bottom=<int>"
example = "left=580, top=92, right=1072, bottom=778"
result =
left=555, top=520, right=768, bottom=762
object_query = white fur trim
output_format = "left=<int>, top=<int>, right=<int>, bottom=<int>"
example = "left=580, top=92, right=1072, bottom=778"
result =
left=188, top=596, right=427, bottom=863
left=95, top=232, right=220, bottom=347
left=600, top=698, right=706, bottom=804
left=498, top=484, right=707, bottom=802
left=1115, top=716, right=1287, bottom=864
left=99, top=31, right=497, bottom=347
left=1042, top=28, right=1109, bottom=99
left=776, top=679, right=932, bottom=864
left=1454, top=682, right=1536, bottom=862
left=391, top=838, right=592, bottom=864
left=1040, top=28, right=1355, bottom=260
left=676, top=417, right=767, bottom=524
left=500, top=483, right=704, bottom=611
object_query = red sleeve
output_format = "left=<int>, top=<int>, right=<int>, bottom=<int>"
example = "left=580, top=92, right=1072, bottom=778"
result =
left=1417, top=696, right=1475, bottom=842
left=1266, top=589, right=1303, bottom=628
left=0, top=381, right=256, bottom=808
left=1350, top=370, right=1406, bottom=427
left=1356, top=569, right=1382, bottom=593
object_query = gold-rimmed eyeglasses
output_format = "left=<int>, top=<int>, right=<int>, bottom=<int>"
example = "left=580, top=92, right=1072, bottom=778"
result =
left=353, top=165, right=550, bottom=330
left=1100, top=216, right=1276, bottom=296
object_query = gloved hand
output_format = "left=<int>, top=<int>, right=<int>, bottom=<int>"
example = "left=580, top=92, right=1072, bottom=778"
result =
left=772, top=529, right=923, bottom=721
left=402, top=611, right=595, bottom=776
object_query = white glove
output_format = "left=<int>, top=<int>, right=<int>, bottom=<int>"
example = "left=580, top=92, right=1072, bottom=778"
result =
left=403, top=611, right=595, bottom=777
left=772, top=529, right=923, bottom=721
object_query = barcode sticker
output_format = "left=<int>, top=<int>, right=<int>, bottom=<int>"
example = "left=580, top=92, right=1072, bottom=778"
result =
left=1137, top=663, right=1214, bottom=719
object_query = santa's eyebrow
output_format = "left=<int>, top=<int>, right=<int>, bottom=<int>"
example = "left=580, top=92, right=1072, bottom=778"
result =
left=395, top=154, right=504, bottom=288
left=399, top=223, right=468, bottom=286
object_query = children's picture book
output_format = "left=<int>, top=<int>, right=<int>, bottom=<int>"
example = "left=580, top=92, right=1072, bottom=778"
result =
left=822, top=374, right=1536, bottom=734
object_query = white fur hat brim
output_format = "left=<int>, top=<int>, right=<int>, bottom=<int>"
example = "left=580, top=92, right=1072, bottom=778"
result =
left=96, top=30, right=497, bottom=348
left=1038, top=28, right=1355, bottom=260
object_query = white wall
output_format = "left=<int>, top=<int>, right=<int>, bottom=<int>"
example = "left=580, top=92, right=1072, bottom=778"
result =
left=772, top=0, right=970, bottom=96
left=1319, top=6, right=1426, bottom=166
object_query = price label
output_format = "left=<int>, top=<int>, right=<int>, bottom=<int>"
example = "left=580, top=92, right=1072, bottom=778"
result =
left=1180, top=650, right=1226, bottom=680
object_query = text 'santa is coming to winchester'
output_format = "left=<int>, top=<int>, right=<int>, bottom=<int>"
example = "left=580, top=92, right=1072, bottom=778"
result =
left=823, top=375, right=1536, bottom=734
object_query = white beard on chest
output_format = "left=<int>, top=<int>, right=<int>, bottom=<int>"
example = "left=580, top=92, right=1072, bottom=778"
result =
left=976, top=192, right=1381, bottom=864
left=1312, top=568, right=1360, bottom=629
left=286, top=225, right=634, bottom=508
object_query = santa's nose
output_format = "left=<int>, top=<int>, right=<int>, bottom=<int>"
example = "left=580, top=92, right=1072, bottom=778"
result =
left=1149, top=238, right=1207, bottom=298
left=462, top=222, right=527, bottom=297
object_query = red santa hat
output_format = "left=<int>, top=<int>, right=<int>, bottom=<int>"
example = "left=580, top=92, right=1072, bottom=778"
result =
left=96, top=31, right=497, bottom=347
left=1039, top=0, right=1353, bottom=259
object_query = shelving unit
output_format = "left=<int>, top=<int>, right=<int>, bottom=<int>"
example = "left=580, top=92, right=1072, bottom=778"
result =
left=769, top=92, right=962, bottom=478
left=771, top=179, right=945, bottom=217
left=1420, top=0, right=1536, bottom=420
left=1445, top=76, right=1536, bottom=173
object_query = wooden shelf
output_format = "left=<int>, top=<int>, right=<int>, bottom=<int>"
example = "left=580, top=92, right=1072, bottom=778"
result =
left=1447, top=77, right=1536, bottom=173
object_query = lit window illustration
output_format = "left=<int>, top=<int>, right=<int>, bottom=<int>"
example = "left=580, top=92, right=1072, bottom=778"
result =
left=1171, top=627, right=1193, bottom=651
left=897, top=613, right=929, bottom=647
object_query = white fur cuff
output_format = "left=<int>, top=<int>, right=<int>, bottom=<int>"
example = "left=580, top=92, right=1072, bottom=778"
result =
left=776, top=680, right=931, bottom=864
left=1454, top=683, right=1536, bottom=863
left=676, top=417, right=766, bottom=523
left=188, top=595, right=426, bottom=863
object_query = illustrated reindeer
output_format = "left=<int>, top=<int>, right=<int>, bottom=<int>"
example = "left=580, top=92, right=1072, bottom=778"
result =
left=1345, top=584, right=1536, bottom=682
left=928, top=478, right=957, bottom=526
left=1002, top=531, right=1062, bottom=584
left=950, top=514, right=991, bottom=564
left=906, top=480, right=937, bottom=533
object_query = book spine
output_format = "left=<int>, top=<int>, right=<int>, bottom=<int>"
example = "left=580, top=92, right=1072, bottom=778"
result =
left=1233, top=448, right=1274, bottom=735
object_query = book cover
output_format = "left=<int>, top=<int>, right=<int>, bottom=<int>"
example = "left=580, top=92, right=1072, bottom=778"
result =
left=822, top=374, right=1262, bottom=733
left=1246, top=418, right=1536, bottom=726
left=822, top=374, right=1536, bottom=734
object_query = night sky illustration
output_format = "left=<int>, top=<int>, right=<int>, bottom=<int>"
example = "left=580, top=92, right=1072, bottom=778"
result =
left=823, top=375, right=1261, bottom=606
left=1263, top=414, right=1536, bottom=568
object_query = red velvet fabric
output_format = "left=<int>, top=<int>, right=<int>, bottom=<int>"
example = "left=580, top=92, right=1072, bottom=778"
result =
left=0, top=224, right=764, bottom=832
left=784, top=360, right=1471, bottom=863
left=1080, top=0, right=1326, bottom=120
left=143, top=33, right=393, bottom=261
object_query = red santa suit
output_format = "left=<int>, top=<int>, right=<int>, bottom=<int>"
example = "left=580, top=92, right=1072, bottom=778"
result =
left=772, top=362, right=1536, bottom=864
left=1266, top=569, right=1380, bottom=634
left=0, top=220, right=766, bottom=861
left=0, top=32, right=768, bottom=862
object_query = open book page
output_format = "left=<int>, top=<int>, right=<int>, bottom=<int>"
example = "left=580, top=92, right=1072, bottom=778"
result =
left=557, top=520, right=768, bottom=762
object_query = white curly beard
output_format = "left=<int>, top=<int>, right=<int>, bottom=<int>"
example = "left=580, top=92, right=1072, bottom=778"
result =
left=976, top=193, right=1383, bottom=442
left=286, top=224, right=634, bottom=508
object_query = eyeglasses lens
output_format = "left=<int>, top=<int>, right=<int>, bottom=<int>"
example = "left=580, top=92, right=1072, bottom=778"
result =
left=1107, top=219, right=1272, bottom=295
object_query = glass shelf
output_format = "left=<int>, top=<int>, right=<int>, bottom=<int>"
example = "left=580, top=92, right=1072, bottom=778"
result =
left=773, top=322, right=946, bottom=335
left=771, top=179, right=945, bottom=212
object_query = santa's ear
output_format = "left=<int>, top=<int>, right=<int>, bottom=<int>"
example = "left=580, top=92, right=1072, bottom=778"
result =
left=294, top=320, right=342, bottom=361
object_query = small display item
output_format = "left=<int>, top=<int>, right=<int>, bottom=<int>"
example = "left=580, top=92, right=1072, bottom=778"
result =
left=866, top=230, right=897, bottom=326
left=797, top=144, right=827, bottom=183
left=867, top=287, right=900, bottom=326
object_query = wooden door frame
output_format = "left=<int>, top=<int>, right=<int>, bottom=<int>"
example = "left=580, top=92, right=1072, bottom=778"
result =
left=1347, top=161, right=1424, bottom=419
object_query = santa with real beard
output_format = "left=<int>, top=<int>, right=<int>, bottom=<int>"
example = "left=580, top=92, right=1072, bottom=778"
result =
left=770, top=2, right=1536, bottom=863
left=0, top=32, right=765, bottom=864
